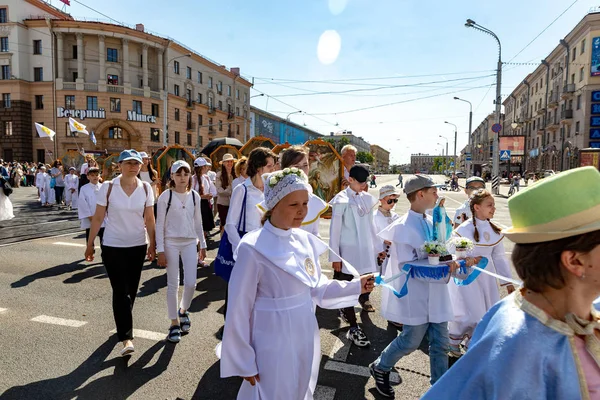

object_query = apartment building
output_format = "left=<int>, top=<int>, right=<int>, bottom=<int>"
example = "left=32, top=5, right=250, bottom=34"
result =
left=370, top=144, right=390, bottom=172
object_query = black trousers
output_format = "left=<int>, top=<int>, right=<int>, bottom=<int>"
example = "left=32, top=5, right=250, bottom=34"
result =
left=101, top=244, right=147, bottom=341
left=54, top=186, right=65, bottom=204
left=334, top=270, right=370, bottom=328
left=85, top=227, right=105, bottom=245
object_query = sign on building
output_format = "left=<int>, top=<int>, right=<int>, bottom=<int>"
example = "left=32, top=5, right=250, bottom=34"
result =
left=57, top=107, right=106, bottom=120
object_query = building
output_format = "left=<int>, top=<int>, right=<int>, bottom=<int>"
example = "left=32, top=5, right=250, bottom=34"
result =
left=470, top=113, right=497, bottom=177
left=249, top=106, right=322, bottom=145
left=0, top=0, right=252, bottom=162
left=410, top=153, right=451, bottom=174
left=370, top=144, right=390, bottom=172
left=326, top=130, right=371, bottom=154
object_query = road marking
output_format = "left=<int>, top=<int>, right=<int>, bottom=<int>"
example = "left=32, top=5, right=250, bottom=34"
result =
left=0, top=308, right=7, bottom=313
left=110, top=328, right=165, bottom=341
left=31, top=315, right=88, bottom=328
left=328, top=332, right=351, bottom=361
left=314, top=385, right=336, bottom=400
left=53, top=241, right=100, bottom=249
left=322, top=269, right=333, bottom=273
left=324, top=360, right=401, bottom=384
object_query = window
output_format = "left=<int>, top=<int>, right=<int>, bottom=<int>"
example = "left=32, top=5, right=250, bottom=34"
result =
left=198, top=71, right=202, bottom=84
left=174, top=61, right=180, bottom=74
left=65, top=95, right=75, bottom=109
left=107, top=74, right=118, bottom=85
left=186, top=67, right=192, bottom=79
left=0, top=8, right=6, bottom=23
left=1, top=65, right=9, bottom=80
left=140, top=54, right=143, bottom=67
left=34, top=67, right=43, bottom=82
left=86, top=96, right=98, bottom=111
left=174, top=131, right=180, bottom=144
left=174, top=84, right=180, bottom=96
left=236, top=125, right=240, bottom=136
left=187, top=111, right=192, bottom=128
left=227, top=85, right=231, bottom=96
left=33, top=40, right=42, bottom=55
left=243, top=92, right=247, bottom=103
left=150, top=128, right=160, bottom=142
left=573, top=47, right=577, bottom=61
left=582, top=39, right=586, bottom=54
left=580, top=67, right=584, bottom=82
left=576, top=121, right=580, bottom=134
left=108, top=127, right=123, bottom=139
left=198, top=136, right=203, bottom=146
left=0, top=37, right=7, bottom=52
left=198, top=114, right=203, bottom=127
left=133, top=100, right=142, bottom=114
left=110, top=98, right=121, bottom=112
left=236, top=107, right=240, bottom=116
left=187, top=133, right=192, bottom=146
left=174, top=108, right=180, bottom=121
left=243, top=110, right=248, bottom=119
left=217, top=81, right=223, bottom=93
left=208, top=117, right=213, bottom=131
left=208, top=76, right=213, bottom=88
left=571, top=73, right=575, bottom=84
left=236, top=89, right=240, bottom=100
left=186, top=89, right=192, bottom=104
left=107, top=48, right=118, bottom=62
left=4, top=121, right=12, bottom=136
left=197, top=93, right=202, bottom=104
left=2, top=93, right=9, bottom=108
left=65, top=122, right=77, bottom=137
left=219, top=120, right=223, bottom=131
left=35, top=95, right=43, bottom=109
left=577, top=95, right=582, bottom=110
left=151, top=103, right=159, bottom=117
left=72, top=71, right=78, bottom=81
left=208, top=95, right=214, bottom=109
left=72, top=45, right=77, bottom=59
left=218, top=100, right=223, bottom=110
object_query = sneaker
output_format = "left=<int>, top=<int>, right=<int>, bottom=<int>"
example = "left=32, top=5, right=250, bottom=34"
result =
left=179, top=310, right=191, bottom=333
left=167, top=325, right=181, bottom=343
left=346, top=327, right=370, bottom=347
left=369, top=362, right=395, bottom=398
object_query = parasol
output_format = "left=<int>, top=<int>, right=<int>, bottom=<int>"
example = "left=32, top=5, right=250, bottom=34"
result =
left=201, top=137, right=243, bottom=157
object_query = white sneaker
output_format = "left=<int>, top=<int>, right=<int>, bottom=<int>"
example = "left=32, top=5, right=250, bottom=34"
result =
left=346, top=327, right=370, bottom=347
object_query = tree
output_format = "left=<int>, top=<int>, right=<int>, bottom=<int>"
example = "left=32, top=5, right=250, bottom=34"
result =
left=356, top=151, right=374, bottom=164
left=324, top=136, right=350, bottom=152
left=433, top=157, right=448, bottom=173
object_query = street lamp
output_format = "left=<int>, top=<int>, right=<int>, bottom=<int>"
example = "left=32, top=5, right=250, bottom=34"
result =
left=453, top=96, right=473, bottom=177
left=163, top=53, right=192, bottom=146
left=443, top=121, right=458, bottom=175
left=439, top=135, right=449, bottom=174
left=250, top=93, right=265, bottom=99
left=466, top=18, right=502, bottom=194
left=284, top=110, right=302, bottom=143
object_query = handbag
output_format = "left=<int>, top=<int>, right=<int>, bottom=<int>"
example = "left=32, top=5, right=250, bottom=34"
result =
left=214, top=185, right=247, bottom=282
left=50, top=176, right=56, bottom=189
left=0, top=177, right=12, bottom=196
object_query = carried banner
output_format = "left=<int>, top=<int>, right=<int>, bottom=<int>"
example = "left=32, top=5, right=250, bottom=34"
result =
left=35, top=123, right=56, bottom=141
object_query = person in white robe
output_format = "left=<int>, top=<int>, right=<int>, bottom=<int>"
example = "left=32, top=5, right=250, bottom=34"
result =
left=453, top=176, right=485, bottom=227
left=64, top=167, right=79, bottom=210
left=220, top=168, right=374, bottom=400
left=448, top=189, right=514, bottom=357
left=78, top=167, right=104, bottom=244
left=373, top=185, right=400, bottom=274
left=0, top=177, right=14, bottom=221
left=36, top=166, right=50, bottom=206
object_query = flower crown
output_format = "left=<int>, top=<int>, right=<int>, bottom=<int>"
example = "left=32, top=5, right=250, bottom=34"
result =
left=268, top=167, right=305, bottom=187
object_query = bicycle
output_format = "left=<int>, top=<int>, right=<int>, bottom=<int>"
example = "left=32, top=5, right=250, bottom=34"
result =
left=508, top=185, right=515, bottom=197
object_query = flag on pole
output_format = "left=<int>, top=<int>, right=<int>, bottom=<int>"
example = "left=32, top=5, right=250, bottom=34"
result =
left=60, top=0, right=71, bottom=5
left=90, top=131, right=97, bottom=145
left=69, top=117, right=89, bottom=135
left=35, top=123, right=56, bottom=141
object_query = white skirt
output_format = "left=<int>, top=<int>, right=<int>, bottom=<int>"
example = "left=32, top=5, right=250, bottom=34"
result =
left=0, top=189, right=14, bottom=221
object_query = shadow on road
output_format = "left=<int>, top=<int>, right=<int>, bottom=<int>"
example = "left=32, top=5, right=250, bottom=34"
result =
left=192, top=360, right=241, bottom=400
left=1, top=335, right=175, bottom=400
left=10, top=260, right=105, bottom=288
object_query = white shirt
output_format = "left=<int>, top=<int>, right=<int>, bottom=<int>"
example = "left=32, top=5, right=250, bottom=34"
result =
left=155, top=189, right=206, bottom=253
left=225, top=177, right=264, bottom=252
left=192, top=174, right=217, bottom=197
left=232, top=176, right=245, bottom=189
left=454, top=200, right=472, bottom=226
left=96, top=176, right=154, bottom=247
left=80, top=162, right=89, bottom=176
left=65, top=173, right=79, bottom=190
left=35, top=172, right=49, bottom=189
left=78, top=182, right=104, bottom=229
left=139, top=170, right=158, bottom=199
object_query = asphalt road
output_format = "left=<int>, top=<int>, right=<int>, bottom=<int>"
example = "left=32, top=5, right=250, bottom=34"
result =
left=0, top=175, right=518, bottom=400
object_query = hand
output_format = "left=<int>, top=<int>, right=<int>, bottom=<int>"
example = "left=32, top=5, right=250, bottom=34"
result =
left=463, top=256, right=482, bottom=267
left=341, top=178, right=349, bottom=188
left=448, top=261, right=459, bottom=274
left=384, top=240, right=392, bottom=246
left=84, top=244, right=95, bottom=261
left=506, top=284, right=516, bottom=294
left=147, top=246, right=156, bottom=262
left=377, top=251, right=387, bottom=263
left=199, top=248, right=206, bottom=261
left=243, top=374, right=260, bottom=386
left=332, top=261, right=342, bottom=272
left=361, top=274, right=375, bottom=294
left=157, top=253, right=167, bottom=267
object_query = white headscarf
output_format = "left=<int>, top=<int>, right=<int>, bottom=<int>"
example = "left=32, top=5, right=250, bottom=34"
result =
left=259, top=168, right=311, bottom=211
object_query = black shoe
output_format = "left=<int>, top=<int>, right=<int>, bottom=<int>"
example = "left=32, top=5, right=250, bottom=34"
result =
left=346, top=327, right=370, bottom=347
left=369, top=362, right=395, bottom=398
left=338, top=309, right=349, bottom=324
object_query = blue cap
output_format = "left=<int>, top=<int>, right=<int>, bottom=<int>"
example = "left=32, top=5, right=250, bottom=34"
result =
left=118, top=149, right=143, bottom=163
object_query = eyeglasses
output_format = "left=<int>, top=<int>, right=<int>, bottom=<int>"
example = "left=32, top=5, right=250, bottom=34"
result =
left=386, top=198, right=399, bottom=205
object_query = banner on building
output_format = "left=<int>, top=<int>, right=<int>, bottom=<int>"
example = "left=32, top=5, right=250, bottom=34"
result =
left=592, top=37, right=600, bottom=76
left=499, top=136, right=525, bottom=156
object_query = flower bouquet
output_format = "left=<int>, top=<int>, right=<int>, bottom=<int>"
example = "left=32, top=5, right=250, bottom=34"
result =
left=453, top=237, right=474, bottom=259
left=422, top=241, right=448, bottom=266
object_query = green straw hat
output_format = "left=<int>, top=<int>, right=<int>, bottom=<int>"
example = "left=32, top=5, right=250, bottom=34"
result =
left=503, top=166, right=600, bottom=244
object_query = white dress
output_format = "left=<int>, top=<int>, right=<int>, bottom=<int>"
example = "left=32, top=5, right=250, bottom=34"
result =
left=448, top=218, right=512, bottom=346
left=373, top=208, right=400, bottom=273
left=0, top=188, right=14, bottom=220
left=221, top=221, right=361, bottom=400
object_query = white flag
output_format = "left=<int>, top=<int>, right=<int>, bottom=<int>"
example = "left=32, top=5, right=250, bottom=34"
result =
left=35, top=123, right=56, bottom=141
left=90, top=131, right=97, bottom=145
left=69, top=117, right=89, bottom=135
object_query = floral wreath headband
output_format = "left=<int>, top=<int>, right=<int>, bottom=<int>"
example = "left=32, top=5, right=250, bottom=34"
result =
left=268, top=167, right=305, bottom=187
left=262, top=168, right=311, bottom=211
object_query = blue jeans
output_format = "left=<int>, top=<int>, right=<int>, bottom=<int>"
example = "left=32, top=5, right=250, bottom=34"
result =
left=374, top=322, right=449, bottom=385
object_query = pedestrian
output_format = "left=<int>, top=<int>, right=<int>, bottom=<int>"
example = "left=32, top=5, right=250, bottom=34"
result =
left=340, top=145, right=357, bottom=188
left=396, top=173, right=403, bottom=188
left=50, top=160, right=65, bottom=206
left=138, top=152, right=160, bottom=208
left=79, top=154, right=92, bottom=191
left=156, top=160, right=206, bottom=343
left=231, top=156, right=247, bottom=189
left=423, top=166, right=600, bottom=399
left=191, top=157, right=216, bottom=241
left=513, top=173, right=521, bottom=192
left=36, top=165, right=50, bottom=206
left=453, top=176, right=486, bottom=227
left=0, top=173, right=14, bottom=221
left=220, top=168, right=375, bottom=399
left=370, top=174, right=377, bottom=188
left=0, top=159, right=8, bottom=180
left=13, top=163, right=22, bottom=188
left=64, top=167, right=79, bottom=210
left=78, top=167, right=104, bottom=245
left=216, top=153, right=237, bottom=235
left=373, top=185, right=400, bottom=290
left=207, top=160, right=218, bottom=220
left=329, top=164, right=380, bottom=347
left=279, top=145, right=328, bottom=237
left=84, top=149, right=156, bottom=356
left=447, top=189, right=514, bottom=358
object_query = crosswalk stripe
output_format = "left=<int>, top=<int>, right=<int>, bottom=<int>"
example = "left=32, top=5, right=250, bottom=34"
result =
left=110, top=328, right=165, bottom=341
left=324, top=360, right=401, bottom=384
left=314, top=385, right=336, bottom=400
left=31, top=315, right=88, bottom=327
left=328, top=332, right=351, bottom=362
left=0, top=308, right=7, bottom=313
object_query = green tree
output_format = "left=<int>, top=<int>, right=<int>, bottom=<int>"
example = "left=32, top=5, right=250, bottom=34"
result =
left=356, top=151, right=374, bottom=164
left=324, top=136, right=350, bottom=152
left=433, top=157, right=447, bottom=173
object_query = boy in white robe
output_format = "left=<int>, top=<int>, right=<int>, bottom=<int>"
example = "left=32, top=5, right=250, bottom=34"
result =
left=64, top=167, right=79, bottom=210
left=220, top=169, right=374, bottom=400
left=35, top=166, right=49, bottom=206
left=329, top=164, right=380, bottom=347
left=78, top=167, right=104, bottom=245
left=453, top=176, right=485, bottom=227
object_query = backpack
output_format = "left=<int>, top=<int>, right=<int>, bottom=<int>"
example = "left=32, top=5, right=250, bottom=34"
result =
left=165, top=189, right=197, bottom=217
left=105, top=180, right=149, bottom=216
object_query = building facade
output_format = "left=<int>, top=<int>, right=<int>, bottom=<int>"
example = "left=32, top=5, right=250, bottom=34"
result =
left=249, top=106, right=322, bottom=145
left=410, top=153, right=447, bottom=174
left=0, top=0, right=252, bottom=163
left=370, top=144, right=390, bottom=172
left=470, top=113, right=497, bottom=177
left=325, top=130, right=370, bottom=154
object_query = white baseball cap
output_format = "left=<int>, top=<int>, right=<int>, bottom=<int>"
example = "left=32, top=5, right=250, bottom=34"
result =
left=193, top=157, right=208, bottom=167
left=139, top=152, right=149, bottom=159
left=171, top=160, right=191, bottom=174
left=379, top=185, right=400, bottom=200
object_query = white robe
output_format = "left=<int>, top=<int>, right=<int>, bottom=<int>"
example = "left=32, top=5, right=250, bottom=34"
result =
left=64, top=174, right=79, bottom=208
left=378, top=210, right=455, bottom=325
left=36, top=172, right=50, bottom=204
left=221, top=221, right=361, bottom=400
left=0, top=188, right=14, bottom=221
left=373, top=208, right=400, bottom=273
left=300, top=193, right=328, bottom=237
left=453, top=200, right=471, bottom=226
left=448, top=218, right=512, bottom=346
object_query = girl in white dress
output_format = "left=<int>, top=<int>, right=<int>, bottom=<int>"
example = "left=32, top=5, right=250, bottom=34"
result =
left=0, top=178, right=13, bottom=221
left=220, top=169, right=375, bottom=400
left=448, top=189, right=515, bottom=356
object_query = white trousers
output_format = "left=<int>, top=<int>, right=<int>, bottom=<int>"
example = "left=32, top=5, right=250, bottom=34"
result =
left=39, top=187, right=48, bottom=204
left=165, top=238, right=198, bottom=320
left=65, top=188, right=78, bottom=208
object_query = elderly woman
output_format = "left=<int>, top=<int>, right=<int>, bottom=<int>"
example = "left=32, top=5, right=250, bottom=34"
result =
left=423, top=166, right=600, bottom=399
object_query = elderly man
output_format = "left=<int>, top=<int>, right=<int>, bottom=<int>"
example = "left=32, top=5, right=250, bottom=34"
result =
left=340, top=144, right=357, bottom=188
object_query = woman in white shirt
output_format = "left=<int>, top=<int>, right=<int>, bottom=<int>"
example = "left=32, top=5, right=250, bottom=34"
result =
left=192, top=157, right=216, bottom=238
left=215, top=153, right=237, bottom=235
left=138, top=152, right=159, bottom=202
left=232, top=157, right=247, bottom=189
left=156, top=160, right=206, bottom=343
left=84, top=149, right=156, bottom=357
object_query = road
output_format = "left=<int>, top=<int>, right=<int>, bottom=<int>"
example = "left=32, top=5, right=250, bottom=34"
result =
left=0, top=175, right=518, bottom=400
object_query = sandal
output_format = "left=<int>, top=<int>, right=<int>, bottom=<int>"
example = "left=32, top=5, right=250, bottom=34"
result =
left=179, top=310, right=191, bottom=333
left=167, top=325, right=181, bottom=343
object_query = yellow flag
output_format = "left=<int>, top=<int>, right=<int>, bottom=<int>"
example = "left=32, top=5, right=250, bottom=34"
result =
left=35, top=123, right=56, bottom=141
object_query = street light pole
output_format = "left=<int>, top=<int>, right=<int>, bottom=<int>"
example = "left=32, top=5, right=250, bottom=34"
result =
left=284, top=110, right=302, bottom=144
left=454, top=97, right=473, bottom=177
left=466, top=19, right=502, bottom=194
left=439, top=135, right=449, bottom=173
left=163, top=53, right=191, bottom=147
left=444, top=122, right=458, bottom=175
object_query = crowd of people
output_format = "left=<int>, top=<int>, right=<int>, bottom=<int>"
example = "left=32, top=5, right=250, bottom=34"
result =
left=4, top=145, right=600, bottom=399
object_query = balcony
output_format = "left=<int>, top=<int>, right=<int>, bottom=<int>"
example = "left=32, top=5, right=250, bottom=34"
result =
left=131, top=87, right=144, bottom=97
left=63, top=82, right=76, bottom=90
left=561, top=84, right=575, bottom=99
left=107, top=85, right=125, bottom=94
left=561, top=109, right=573, bottom=122
left=536, top=107, right=546, bottom=115
left=186, top=99, right=194, bottom=109
left=548, top=93, right=559, bottom=108
left=208, top=127, right=216, bottom=134
left=547, top=118, right=560, bottom=130
left=150, top=91, right=162, bottom=100
left=208, top=107, right=216, bottom=115
left=227, top=111, right=234, bottom=120
left=186, top=122, right=195, bottom=131
left=84, top=83, right=98, bottom=92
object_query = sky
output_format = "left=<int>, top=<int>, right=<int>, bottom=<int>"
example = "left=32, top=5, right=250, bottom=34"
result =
left=51, top=0, right=594, bottom=164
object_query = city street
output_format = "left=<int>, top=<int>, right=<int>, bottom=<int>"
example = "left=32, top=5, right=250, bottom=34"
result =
left=0, top=175, right=518, bottom=400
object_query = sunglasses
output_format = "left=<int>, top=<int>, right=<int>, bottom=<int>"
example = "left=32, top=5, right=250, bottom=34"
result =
left=386, top=198, right=399, bottom=204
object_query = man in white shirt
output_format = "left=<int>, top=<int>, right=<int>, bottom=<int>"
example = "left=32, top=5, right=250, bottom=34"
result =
left=36, top=166, right=49, bottom=206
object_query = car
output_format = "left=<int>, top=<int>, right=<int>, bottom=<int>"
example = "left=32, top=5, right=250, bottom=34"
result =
left=543, top=170, right=556, bottom=178
left=455, top=171, right=466, bottom=178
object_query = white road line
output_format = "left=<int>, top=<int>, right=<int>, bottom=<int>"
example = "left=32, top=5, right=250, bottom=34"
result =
left=110, top=328, right=165, bottom=341
left=31, top=315, right=88, bottom=328
left=321, top=269, right=333, bottom=273
left=0, top=308, right=7, bottom=313
left=328, top=332, right=351, bottom=362
left=53, top=241, right=100, bottom=249
left=324, top=360, right=401, bottom=384
left=314, top=385, right=336, bottom=400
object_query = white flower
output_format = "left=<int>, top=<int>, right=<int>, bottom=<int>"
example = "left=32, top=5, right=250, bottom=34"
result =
left=283, top=168, right=291, bottom=174
left=290, top=167, right=299, bottom=173
left=269, top=176, right=278, bottom=186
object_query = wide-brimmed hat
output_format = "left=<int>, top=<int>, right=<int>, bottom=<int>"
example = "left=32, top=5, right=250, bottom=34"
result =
left=219, top=153, right=236, bottom=164
left=503, top=167, right=600, bottom=244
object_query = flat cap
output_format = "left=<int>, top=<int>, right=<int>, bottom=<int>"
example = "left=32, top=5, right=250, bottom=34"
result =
left=404, top=174, right=435, bottom=195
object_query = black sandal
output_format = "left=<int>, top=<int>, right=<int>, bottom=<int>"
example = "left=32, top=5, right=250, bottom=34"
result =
left=167, top=325, right=181, bottom=343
